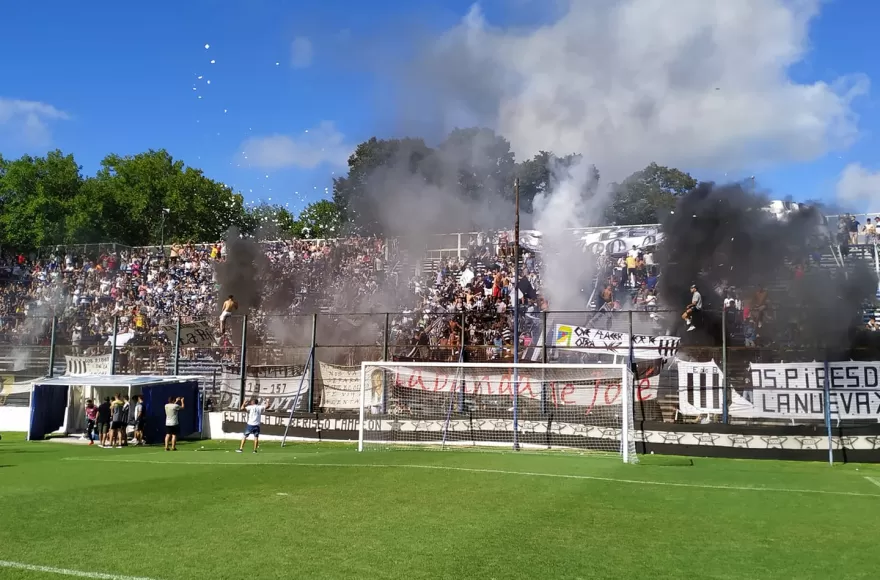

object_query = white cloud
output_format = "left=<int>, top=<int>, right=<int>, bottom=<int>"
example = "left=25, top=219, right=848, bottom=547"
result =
left=239, top=121, right=351, bottom=169
left=290, top=36, right=313, bottom=69
left=0, top=98, right=70, bottom=147
left=836, top=163, right=880, bottom=208
left=416, top=0, right=869, bottom=182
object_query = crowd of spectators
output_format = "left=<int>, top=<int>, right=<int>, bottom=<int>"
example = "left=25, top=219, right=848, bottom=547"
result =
left=0, top=232, right=544, bottom=361
left=2, top=215, right=880, bottom=363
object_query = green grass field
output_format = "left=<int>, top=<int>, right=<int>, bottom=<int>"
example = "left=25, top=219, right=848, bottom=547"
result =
left=2, top=433, right=880, bottom=580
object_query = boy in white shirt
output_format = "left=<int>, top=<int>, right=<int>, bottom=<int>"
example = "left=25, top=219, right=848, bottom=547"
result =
left=237, top=397, right=269, bottom=454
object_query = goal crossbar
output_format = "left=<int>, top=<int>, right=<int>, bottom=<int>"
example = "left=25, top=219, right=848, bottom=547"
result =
left=357, top=361, right=636, bottom=462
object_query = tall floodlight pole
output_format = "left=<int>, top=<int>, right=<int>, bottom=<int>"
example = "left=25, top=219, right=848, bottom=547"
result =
left=512, top=177, right=521, bottom=451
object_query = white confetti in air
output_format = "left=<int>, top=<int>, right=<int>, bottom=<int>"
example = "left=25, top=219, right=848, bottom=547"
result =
left=210, top=59, right=216, bottom=64
left=198, top=96, right=202, bottom=99
left=223, top=109, right=228, bottom=113
left=275, top=62, right=280, bottom=66
left=192, top=87, right=197, bottom=91
left=205, top=44, right=210, bottom=49
left=304, top=130, right=309, bottom=133
left=206, top=80, right=211, bottom=85
left=197, top=75, right=203, bottom=80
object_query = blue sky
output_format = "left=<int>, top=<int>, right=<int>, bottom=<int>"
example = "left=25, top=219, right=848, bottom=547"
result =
left=2, top=0, right=880, bottom=215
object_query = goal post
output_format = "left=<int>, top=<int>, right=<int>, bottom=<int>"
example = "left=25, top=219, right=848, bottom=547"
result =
left=358, top=361, right=638, bottom=463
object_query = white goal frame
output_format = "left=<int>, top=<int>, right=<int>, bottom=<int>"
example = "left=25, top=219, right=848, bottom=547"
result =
left=357, top=361, right=635, bottom=462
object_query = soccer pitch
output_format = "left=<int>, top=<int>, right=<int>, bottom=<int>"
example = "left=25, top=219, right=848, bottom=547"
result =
left=2, top=434, right=879, bottom=580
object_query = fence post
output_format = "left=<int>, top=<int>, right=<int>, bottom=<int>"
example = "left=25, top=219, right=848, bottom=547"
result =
left=172, top=315, right=181, bottom=375
left=47, top=316, right=57, bottom=378
left=383, top=313, right=390, bottom=361
left=110, top=316, right=118, bottom=376
left=722, top=306, right=729, bottom=423
left=823, top=359, right=833, bottom=466
left=541, top=310, right=548, bottom=414
left=238, top=315, right=248, bottom=408
left=382, top=312, right=389, bottom=414
left=308, top=313, right=317, bottom=413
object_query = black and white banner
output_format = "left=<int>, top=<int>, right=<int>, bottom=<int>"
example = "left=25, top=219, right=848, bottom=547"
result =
left=553, top=324, right=680, bottom=361
left=162, top=320, right=216, bottom=348
left=742, top=362, right=880, bottom=420
left=64, top=354, right=112, bottom=376
left=675, top=360, right=880, bottom=420
left=218, top=365, right=308, bottom=412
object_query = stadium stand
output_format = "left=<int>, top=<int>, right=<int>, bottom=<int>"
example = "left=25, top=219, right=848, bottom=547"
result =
left=1, top=213, right=879, bottom=374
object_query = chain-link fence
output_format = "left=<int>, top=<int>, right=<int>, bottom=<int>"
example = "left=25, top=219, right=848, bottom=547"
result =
left=2, top=310, right=879, bottom=432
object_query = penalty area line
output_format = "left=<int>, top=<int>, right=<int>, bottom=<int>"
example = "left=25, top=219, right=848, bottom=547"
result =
left=865, top=476, right=880, bottom=490
left=60, top=457, right=880, bottom=498
left=0, top=560, right=162, bottom=580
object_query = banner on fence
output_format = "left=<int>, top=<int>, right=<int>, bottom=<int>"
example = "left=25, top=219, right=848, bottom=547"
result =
left=318, top=363, right=380, bottom=409
left=553, top=324, right=680, bottom=361
left=64, top=354, right=111, bottom=376
left=737, top=361, right=880, bottom=420
left=218, top=365, right=308, bottom=412
left=678, top=360, right=723, bottom=415
left=161, top=320, right=216, bottom=348
left=353, top=365, right=659, bottom=408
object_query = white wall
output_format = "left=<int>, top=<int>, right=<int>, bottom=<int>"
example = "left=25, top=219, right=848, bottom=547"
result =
left=0, top=407, right=30, bottom=432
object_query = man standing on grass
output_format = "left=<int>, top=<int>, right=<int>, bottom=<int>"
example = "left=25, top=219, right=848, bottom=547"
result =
left=164, top=396, right=184, bottom=451
left=237, top=397, right=268, bottom=454
left=130, top=395, right=145, bottom=446
left=96, top=396, right=111, bottom=448
left=110, top=394, right=126, bottom=448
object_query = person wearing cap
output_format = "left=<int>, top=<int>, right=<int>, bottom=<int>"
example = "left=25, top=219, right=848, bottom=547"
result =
left=682, top=284, right=703, bottom=332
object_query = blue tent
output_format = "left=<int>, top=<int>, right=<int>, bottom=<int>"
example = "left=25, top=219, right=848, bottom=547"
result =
left=27, top=375, right=203, bottom=444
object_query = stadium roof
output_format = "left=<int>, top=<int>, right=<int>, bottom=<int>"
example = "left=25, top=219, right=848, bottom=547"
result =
left=32, top=375, right=203, bottom=387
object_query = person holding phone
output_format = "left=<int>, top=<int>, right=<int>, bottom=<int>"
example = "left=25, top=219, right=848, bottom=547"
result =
left=164, top=396, right=184, bottom=451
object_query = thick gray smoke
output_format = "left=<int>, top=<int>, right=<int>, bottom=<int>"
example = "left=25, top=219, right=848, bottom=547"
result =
left=657, top=182, right=877, bottom=350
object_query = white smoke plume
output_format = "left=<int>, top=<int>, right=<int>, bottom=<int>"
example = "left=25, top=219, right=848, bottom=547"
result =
left=400, top=0, right=867, bottom=309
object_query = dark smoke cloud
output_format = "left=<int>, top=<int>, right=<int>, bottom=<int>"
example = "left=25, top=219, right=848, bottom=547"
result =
left=657, top=182, right=876, bottom=351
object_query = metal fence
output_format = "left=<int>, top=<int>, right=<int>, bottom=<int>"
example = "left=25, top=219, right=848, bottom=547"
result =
left=1, top=311, right=878, bottom=432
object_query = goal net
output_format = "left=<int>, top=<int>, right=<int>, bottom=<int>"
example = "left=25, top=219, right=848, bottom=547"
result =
left=357, top=362, right=637, bottom=463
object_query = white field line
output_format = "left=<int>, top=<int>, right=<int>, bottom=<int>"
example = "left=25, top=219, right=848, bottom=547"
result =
left=61, top=457, right=880, bottom=498
left=0, top=560, right=161, bottom=580
left=865, top=476, right=880, bottom=490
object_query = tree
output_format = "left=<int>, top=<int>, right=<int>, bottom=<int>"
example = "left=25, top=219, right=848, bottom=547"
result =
left=240, top=202, right=297, bottom=240
left=332, top=137, right=434, bottom=235
left=0, top=150, right=83, bottom=249
left=436, top=127, right=516, bottom=202
left=79, top=150, right=249, bottom=246
left=515, top=151, right=595, bottom=215
left=605, top=162, right=698, bottom=225
left=291, top=200, right=342, bottom=239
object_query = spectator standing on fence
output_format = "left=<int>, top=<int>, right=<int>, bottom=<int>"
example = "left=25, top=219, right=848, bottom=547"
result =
left=683, top=284, right=702, bottom=332
left=219, top=295, right=237, bottom=335
left=237, top=397, right=268, bottom=454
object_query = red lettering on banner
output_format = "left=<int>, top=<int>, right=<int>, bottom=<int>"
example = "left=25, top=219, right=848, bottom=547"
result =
left=498, top=373, right=513, bottom=396
left=432, top=372, right=448, bottom=392
left=518, top=378, right=537, bottom=399
left=408, top=371, right=426, bottom=391
left=604, top=383, right=621, bottom=405
left=584, top=380, right=600, bottom=415
left=637, top=378, right=655, bottom=401
left=560, top=384, right=576, bottom=405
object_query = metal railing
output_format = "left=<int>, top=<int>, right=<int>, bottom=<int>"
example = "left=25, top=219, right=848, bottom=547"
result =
left=1, top=311, right=878, bottom=433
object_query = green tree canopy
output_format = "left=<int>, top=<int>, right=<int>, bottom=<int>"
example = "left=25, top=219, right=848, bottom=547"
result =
left=605, top=163, right=698, bottom=226
left=291, top=200, right=342, bottom=239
